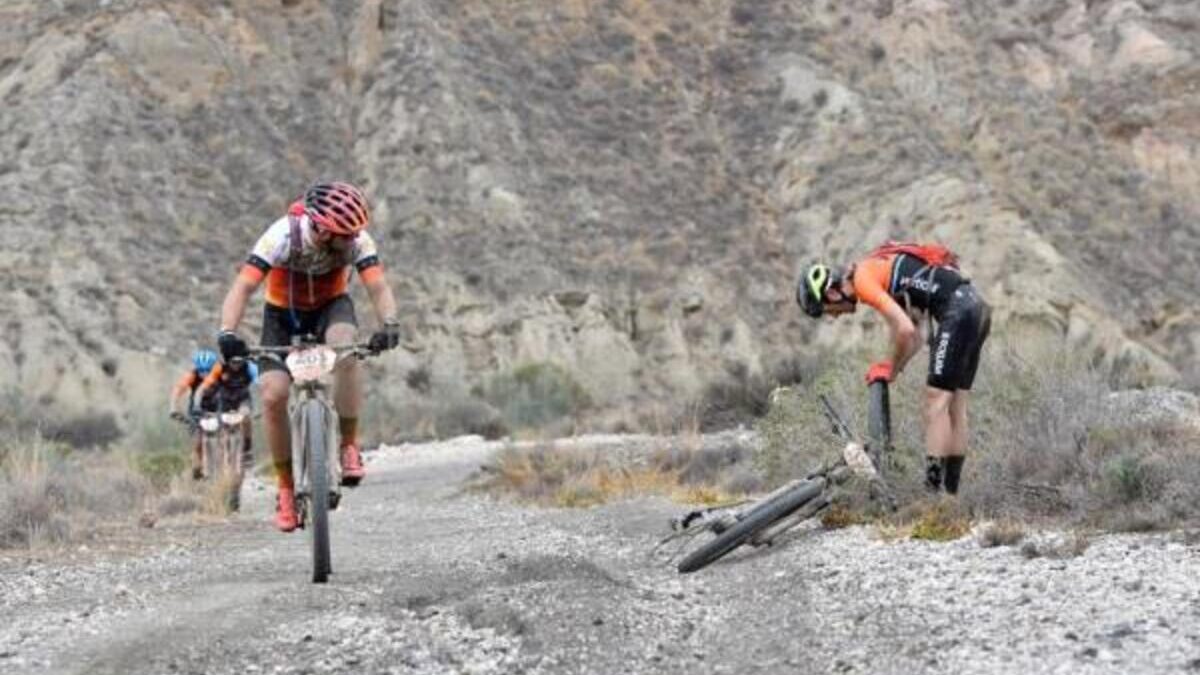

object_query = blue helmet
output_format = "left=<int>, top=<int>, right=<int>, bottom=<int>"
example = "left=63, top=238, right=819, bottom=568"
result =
left=192, top=349, right=218, bottom=375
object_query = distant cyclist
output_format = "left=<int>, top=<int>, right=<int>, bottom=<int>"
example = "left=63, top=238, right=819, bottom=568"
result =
left=168, top=348, right=219, bottom=479
left=215, top=181, right=402, bottom=532
left=796, top=242, right=991, bottom=495
left=194, top=356, right=260, bottom=471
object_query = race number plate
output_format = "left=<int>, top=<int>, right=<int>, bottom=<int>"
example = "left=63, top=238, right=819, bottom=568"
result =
left=199, top=416, right=220, bottom=433
left=286, top=346, right=337, bottom=383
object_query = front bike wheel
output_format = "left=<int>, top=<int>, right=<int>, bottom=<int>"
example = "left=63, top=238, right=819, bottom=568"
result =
left=677, top=479, right=824, bottom=574
left=202, top=431, right=220, bottom=480
left=224, top=427, right=244, bottom=512
left=304, top=400, right=332, bottom=583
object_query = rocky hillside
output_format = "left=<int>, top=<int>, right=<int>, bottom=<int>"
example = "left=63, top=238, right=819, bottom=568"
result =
left=1, top=0, right=1197, bottom=430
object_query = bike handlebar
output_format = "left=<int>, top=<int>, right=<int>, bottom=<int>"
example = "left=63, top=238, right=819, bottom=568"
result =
left=242, top=342, right=380, bottom=361
left=243, top=342, right=375, bottom=355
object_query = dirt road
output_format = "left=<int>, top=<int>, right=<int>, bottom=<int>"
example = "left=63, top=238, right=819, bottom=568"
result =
left=3, top=436, right=1198, bottom=674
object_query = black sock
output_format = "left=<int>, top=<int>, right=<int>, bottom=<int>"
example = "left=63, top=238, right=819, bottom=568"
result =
left=943, top=456, right=965, bottom=495
left=925, top=456, right=944, bottom=492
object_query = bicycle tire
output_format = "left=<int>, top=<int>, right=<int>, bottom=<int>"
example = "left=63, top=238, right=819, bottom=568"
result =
left=305, top=401, right=332, bottom=583
left=224, top=427, right=244, bottom=513
left=677, top=479, right=824, bottom=574
left=867, top=380, right=891, bottom=467
left=203, top=429, right=220, bottom=480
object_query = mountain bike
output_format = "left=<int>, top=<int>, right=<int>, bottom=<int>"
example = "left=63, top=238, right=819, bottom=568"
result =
left=661, top=382, right=892, bottom=574
left=246, top=338, right=378, bottom=584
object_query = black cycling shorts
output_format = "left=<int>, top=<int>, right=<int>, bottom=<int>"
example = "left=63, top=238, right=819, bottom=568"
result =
left=259, top=294, right=358, bottom=375
left=928, top=284, right=991, bottom=391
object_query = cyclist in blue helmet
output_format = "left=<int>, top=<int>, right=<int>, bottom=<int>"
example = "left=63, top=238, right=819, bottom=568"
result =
left=169, top=349, right=220, bottom=479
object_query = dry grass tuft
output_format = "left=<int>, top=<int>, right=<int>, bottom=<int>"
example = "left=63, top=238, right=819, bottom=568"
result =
left=907, top=498, right=973, bottom=542
left=821, top=503, right=868, bottom=530
left=978, top=520, right=1027, bottom=548
left=1020, top=531, right=1091, bottom=560
left=0, top=434, right=155, bottom=548
left=475, top=434, right=759, bottom=508
left=0, top=402, right=216, bottom=550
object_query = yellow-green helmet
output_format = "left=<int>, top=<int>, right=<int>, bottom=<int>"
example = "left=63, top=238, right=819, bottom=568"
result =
left=796, top=263, right=840, bottom=318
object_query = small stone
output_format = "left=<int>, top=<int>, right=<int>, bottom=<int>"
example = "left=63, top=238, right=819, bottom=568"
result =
left=593, top=617, right=604, bottom=626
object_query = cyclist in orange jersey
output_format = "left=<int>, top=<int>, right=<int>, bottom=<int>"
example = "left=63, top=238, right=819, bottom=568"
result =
left=169, top=348, right=220, bottom=479
left=214, top=182, right=401, bottom=532
left=194, top=357, right=260, bottom=474
left=796, top=247, right=991, bottom=495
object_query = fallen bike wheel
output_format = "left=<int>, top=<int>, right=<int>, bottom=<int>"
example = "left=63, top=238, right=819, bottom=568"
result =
left=677, top=479, right=824, bottom=574
left=304, top=401, right=332, bottom=584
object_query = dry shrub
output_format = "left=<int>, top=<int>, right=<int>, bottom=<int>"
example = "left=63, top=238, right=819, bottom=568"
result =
left=365, top=387, right=509, bottom=444
left=475, top=433, right=761, bottom=507
left=479, top=362, right=591, bottom=432
left=965, top=337, right=1200, bottom=530
left=157, top=475, right=202, bottom=518
left=821, top=502, right=868, bottom=530
left=696, top=357, right=811, bottom=432
left=1020, top=531, right=1091, bottom=560
left=0, top=434, right=153, bottom=548
left=757, top=332, right=1200, bottom=534
left=907, top=498, right=972, bottom=542
left=978, top=520, right=1026, bottom=548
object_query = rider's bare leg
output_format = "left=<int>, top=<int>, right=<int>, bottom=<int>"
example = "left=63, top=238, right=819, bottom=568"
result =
left=260, top=371, right=292, bottom=488
left=942, top=391, right=970, bottom=494
left=924, top=387, right=955, bottom=457
left=923, top=387, right=955, bottom=491
left=326, top=322, right=362, bottom=441
left=949, top=391, right=969, bottom=455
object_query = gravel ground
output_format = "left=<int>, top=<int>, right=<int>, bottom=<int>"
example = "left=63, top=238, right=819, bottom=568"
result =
left=2, top=435, right=1199, bottom=674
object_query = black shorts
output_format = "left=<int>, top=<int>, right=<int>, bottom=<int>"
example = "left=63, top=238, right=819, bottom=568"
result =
left=259, top=295, right=358, bottom=375
left=928, top=284, right=991, bottom=391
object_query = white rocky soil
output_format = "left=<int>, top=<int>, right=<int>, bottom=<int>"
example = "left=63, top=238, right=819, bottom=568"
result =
left=2, top=435, right=1198, bottom=675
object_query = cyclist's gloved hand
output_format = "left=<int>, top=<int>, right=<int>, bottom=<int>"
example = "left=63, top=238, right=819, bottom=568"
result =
left=218, top=330, right=247, bottom=360
left=169, top=411, right=186, bottom=422
left=368, top=320, right=402, bottom=353
left=865, top=360, right=893, bottom=384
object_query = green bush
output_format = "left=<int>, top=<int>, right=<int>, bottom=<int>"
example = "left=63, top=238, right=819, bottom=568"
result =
left=479, top=362, right=591, bottom=431
left=137, top=452, right=189, bottom=489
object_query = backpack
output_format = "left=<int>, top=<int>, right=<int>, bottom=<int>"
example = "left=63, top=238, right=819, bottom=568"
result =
left=867, top=241, right=960, bottom=270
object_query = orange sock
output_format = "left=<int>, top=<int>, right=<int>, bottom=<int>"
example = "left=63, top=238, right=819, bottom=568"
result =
left=274, top=461, right=293, bottom=490
left=339, top=417, right=358, bottom=447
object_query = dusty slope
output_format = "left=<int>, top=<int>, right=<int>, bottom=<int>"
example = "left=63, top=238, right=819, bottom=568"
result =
left=2, top=436, right=1199, bottom=675
left=1, top=0, right=1197, bottom=428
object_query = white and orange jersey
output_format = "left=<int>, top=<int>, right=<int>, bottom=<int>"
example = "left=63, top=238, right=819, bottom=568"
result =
left=239, top=214, right=383, bottom=310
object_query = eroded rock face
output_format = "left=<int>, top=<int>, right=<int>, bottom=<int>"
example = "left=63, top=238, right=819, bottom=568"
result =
left=0, top=0, right=1196, bottom=428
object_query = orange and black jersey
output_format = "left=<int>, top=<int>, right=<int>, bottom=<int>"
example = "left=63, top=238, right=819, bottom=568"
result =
left=852, top=253, right=968, bottom=319
left=199, top=361, right=259, bottom=408
left=239, top=214, right=383, bottom=310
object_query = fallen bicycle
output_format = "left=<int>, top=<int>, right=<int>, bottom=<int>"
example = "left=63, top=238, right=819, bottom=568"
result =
left=659, top=388, right=893, bottom=573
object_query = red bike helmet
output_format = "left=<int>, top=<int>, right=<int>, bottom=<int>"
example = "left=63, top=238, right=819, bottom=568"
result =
left=303, top=181, right=370, bottom=236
